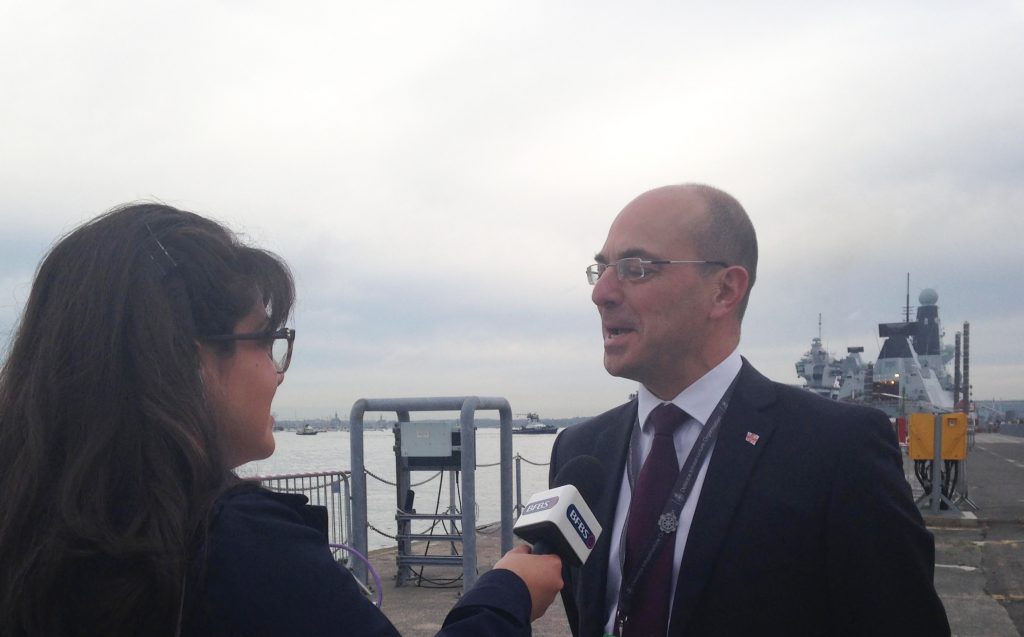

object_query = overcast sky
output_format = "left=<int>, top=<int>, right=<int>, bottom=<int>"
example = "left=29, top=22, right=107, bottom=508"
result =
left=2, top=1, right=1022, bottom=420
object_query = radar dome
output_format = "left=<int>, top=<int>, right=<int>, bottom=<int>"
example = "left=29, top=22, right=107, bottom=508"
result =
left=919, top=288, right=938, bottom=305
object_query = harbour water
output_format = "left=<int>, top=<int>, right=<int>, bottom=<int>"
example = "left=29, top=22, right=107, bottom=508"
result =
left=237, top=428, right=559, bottom=551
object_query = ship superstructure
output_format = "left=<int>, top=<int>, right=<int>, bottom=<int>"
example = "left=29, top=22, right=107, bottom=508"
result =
left=796, top=286, right=977, bottom=511
left=797, top=287, right=962, bottom=417
left=794, top=314, right=842, bottom=399
left=864, top=287, right=955, bottom=412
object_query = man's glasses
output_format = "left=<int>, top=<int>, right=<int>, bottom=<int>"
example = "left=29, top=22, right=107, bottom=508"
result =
left=202, top=327, right=295, bottom=373
left=586, top=257, right=728, bottom=285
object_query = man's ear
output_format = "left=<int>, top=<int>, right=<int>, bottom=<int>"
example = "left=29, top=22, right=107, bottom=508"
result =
left=709, top=266, right=749, bottom=319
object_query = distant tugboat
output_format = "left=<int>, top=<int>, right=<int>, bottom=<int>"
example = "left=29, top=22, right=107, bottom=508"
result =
left=513, top=413, right=557, bottom=435
left=296, top=424, right=319, bottom=436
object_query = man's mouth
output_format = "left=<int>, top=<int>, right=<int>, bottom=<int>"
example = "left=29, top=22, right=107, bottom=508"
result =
left=606, top=326, right=636, bottom=339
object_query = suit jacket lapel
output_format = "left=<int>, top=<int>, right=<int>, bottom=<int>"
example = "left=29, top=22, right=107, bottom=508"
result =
left=669, top=361, right=778, bottom=634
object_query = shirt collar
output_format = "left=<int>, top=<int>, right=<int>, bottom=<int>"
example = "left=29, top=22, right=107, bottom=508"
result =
left=636, top=349, right=742, bottom=431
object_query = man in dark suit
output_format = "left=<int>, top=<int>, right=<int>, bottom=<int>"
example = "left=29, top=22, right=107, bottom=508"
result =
left=550, top=184, right=950, bottom=636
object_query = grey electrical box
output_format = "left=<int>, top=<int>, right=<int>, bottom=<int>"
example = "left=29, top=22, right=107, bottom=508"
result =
left=397, top=421, right=462, bottom=470
left=400, top=422, right=453, bottom=457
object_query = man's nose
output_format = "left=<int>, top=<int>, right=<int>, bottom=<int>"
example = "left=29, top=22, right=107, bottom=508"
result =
left=591, top=267, right=623, bottom=307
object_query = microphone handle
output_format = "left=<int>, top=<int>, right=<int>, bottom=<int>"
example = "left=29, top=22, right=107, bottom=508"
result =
left=530, top=539, right=556, bottom=557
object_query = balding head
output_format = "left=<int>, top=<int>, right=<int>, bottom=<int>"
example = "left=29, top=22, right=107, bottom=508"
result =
left=623, top=184, right=758, bottom=319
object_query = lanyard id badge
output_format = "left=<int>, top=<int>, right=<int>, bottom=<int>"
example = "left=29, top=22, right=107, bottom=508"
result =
left=612, top=377, right=738, bottom=636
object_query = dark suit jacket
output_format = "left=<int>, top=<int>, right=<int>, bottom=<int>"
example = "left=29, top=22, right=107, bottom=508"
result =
left=550, top=360, right=950, bottom=636
left=183, top=485, right=532, bottom=637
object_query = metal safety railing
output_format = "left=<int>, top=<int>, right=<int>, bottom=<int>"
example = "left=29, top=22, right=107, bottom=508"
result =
left=349, top=396, right=516, bottom=592
left=257, top=470, right=353, bottom=558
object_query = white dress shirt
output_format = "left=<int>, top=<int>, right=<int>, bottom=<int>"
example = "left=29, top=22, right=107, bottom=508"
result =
left=603, top=349, right=742, bottom=634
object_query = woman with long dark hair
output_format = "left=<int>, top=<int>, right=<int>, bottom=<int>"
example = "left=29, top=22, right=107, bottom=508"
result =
left=0, top=203, right=561, bottom=636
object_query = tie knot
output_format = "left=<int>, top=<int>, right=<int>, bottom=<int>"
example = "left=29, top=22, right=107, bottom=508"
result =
left=647, top=402, right=688, bottom=437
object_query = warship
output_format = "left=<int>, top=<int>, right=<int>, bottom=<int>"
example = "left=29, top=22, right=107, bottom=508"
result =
left=796, top=284, right=975, bottom=510
left=795, top=285, right=969, bottom=418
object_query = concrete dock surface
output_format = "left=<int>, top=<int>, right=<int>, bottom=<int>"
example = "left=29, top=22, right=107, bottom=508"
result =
left=366, top=433, right=1024, bottom=636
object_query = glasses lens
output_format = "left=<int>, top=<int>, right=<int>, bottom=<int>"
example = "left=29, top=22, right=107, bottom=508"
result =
left=272, top=338, right=290, bottom=371
left=617, top=258, right=645, bottom=280
left=586, top=265, right=601, bottom=285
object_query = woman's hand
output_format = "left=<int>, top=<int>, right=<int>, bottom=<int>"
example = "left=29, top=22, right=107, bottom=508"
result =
left=493, top=544, right=564, bottom=622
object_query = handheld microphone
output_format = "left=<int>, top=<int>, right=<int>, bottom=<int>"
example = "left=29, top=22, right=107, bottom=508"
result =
left=513, top=455, right=604, bottom=566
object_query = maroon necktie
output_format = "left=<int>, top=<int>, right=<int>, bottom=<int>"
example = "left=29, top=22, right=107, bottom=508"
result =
left=622, top=402, right=688, bottom=637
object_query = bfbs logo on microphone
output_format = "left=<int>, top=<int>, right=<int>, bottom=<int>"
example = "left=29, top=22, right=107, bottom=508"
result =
left=523, top=496, right=558, bottom=516
left=566, top=504, right=596, bottom=548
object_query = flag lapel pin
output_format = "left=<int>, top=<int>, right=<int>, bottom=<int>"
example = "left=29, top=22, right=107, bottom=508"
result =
left=744, top=431, right=760, bottom=446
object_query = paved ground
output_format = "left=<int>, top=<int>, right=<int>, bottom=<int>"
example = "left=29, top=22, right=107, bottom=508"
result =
left=929, top=433, right=1024, bottom=636
left=368, top=433, right=1024, bottom=636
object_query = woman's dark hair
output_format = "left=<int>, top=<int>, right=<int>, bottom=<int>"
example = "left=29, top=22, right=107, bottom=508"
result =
left=0, top=203, right=294, bottom=635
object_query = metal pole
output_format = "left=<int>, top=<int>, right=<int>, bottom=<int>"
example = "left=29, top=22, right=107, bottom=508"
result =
left=343, top=476, right=352, bottom=547
left=395, top=412, right=411, bottom=586
left=963, top=322, right=971, bottom=408
left=499, top=403, right=514, bottom=554
left=514, top=455, right=523, bottom=517
left=449, top=468, right=458, bottom=555
left=348, top=400, right=368, bottom=583
left=459, top=397, right=479, bottom=589
left=954, top=332, right=962, bottom=408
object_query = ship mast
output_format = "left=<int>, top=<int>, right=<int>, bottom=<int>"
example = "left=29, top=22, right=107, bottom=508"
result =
left=904, top=273, right=911, bottom=323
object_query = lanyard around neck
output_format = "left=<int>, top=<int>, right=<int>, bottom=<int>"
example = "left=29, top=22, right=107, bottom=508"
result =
left=613, top=376, right=738, bottom=637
